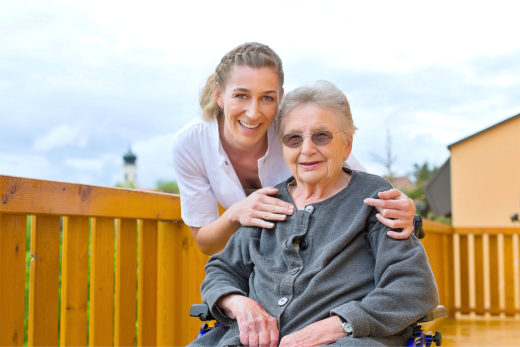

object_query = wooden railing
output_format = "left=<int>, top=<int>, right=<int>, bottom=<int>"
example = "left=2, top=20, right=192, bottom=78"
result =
left=0, top=175, right=209, bottom=346
left=2, top=174, right=518, bottom=346
left=419, top=220, right=520, bottom=320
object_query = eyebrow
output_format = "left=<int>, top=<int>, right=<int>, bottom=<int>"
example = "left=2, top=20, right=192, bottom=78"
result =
left=232, top=87, right=278, bottom=94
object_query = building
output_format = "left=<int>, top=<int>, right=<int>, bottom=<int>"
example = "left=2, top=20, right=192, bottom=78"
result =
left=424, top=113, right=520, bottom=228
left=122, top=148, right=138, bottom=188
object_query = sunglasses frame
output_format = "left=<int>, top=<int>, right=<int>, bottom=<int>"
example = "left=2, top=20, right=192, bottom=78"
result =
left=280, top=130, right=341, bottom=148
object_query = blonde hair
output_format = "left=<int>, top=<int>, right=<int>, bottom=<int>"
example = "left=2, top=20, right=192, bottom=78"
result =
left=277, top=80, right=357, bottom=140
left=200, top=42, right=284, bottom=121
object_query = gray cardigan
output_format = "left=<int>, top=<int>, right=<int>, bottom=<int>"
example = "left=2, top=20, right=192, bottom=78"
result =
left=191, top=169, right=438, bottom=347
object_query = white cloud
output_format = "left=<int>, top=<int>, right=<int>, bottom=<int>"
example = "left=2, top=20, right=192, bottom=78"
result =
left=33, top=123, right=88, bottom=151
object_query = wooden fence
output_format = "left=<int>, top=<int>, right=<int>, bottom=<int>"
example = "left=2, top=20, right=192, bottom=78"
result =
left=0, top=175, right=209, bottom=346
left=1, top=174, right=518, bottom=346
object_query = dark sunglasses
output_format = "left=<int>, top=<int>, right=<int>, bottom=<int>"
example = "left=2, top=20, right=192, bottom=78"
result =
left=281, top=130, right=340, bottom=148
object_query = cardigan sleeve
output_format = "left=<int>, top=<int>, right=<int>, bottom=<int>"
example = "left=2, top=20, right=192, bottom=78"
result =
left=330, top=211, right=439, bottom=338
left=200, top=227, right=256, bottom=325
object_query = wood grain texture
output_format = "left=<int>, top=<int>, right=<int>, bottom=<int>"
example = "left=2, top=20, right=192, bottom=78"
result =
left=0, top=175, right=181, bottom=221
left=89, top=217, right=115, bottom=347
left=459, top=235, right=470, bottom=314
left=137, top=220, right=157, bottom=347
left=0, top=214, right=27, bottom=346
left=115, top=219, right=138, bottom=347
left=60, top=216, right=89, bottom=347
left=28, top=215, right=60, bottom=347
left=503, top=235, right=516, bottom=315
left=474, top=235, right=485, bottom=315
left=156, top=221, right=182, bottom=347
left=489, top=235, right=499, bottom=315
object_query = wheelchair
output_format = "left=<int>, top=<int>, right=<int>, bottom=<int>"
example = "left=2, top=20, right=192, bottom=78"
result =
left=190, top=304, right=446, bottom=347
left=190, top=216, right=434, bottom=345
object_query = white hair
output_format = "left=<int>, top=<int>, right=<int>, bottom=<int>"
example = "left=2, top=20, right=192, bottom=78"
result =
left=277, top=80, right=357, bottom=141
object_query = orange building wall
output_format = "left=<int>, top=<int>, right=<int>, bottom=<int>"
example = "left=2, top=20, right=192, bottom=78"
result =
left=450, top=116, right=520, bottom=227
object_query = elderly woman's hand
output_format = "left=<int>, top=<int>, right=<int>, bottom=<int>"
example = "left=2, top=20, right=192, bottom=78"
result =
left=217, top=294, right=279, bottom=347
left=279, top=316, right=347, bottom=347
left=364, top=188, right=416, bottom=239
left=225, top=186, right=294, bottom=229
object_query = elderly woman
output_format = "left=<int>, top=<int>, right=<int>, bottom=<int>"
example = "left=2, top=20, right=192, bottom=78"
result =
left=190, top=81, right=438, bottom=347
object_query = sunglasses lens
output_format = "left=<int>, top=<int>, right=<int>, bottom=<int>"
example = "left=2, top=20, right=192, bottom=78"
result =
left=311, top=131, right=334, bottom=145
left=282, top=134, right=303, bottom=148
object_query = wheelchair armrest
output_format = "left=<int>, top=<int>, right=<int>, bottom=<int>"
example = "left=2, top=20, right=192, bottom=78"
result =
left=416, top=305, right=447, bottom=323
left=190, top=304, right=216, bottom=321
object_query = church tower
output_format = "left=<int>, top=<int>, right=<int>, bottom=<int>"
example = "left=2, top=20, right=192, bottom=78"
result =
left=122, top=148, right=137, bottom=187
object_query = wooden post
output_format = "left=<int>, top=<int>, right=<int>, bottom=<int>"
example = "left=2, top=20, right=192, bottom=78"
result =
left=60, top=216, right=89, bottom=346
left=0, top=214, right=27, bottom=346
left=28, top=215, right=60, bottom=347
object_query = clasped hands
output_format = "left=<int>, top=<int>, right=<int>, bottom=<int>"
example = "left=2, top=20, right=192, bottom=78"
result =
left=217, top=294, right=348, bottom=347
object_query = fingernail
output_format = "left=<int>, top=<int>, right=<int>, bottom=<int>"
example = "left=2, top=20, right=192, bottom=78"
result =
left=364, top=199, right=368, bottom=203
left=376, top=214, right=381, bottom=218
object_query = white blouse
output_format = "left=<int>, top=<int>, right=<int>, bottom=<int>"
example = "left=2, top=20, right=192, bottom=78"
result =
left=172, top=117, right=367, bottom=227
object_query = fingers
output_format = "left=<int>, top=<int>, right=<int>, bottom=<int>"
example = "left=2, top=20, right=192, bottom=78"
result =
left=365, top=199, right=414, bottom=221
left=238, top=314, right=278, bottom=347
left=377, top=188, right=401, bottom=200
left=255, top=186, right=280, bottom=196
left=376, top=213, right=414, bottom=239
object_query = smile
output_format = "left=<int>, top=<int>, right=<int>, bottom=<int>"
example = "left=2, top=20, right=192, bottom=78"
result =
left=238, top=120, right=261, bottom=130
left=299, top=161, right=322, bottom=169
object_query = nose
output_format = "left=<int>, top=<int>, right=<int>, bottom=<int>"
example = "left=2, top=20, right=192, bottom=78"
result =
left=245, top=99, right=261, bottom=122
left=300, top=136, right=317, bottom=157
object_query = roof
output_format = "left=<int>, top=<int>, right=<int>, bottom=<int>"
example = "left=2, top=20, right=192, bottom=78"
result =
left=123, top=148, right=137, bottom=164
left=423, top=158, right=451, bottom=217
left=389, top=176, right=414, bottom=190
left=448, top=113, right=520, bottom=150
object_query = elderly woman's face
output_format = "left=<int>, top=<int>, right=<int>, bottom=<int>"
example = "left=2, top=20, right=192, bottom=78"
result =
left=282, top=103, right=352, bottom=186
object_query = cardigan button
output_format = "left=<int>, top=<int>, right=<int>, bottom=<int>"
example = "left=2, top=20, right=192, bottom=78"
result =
left=304, top=205, right=314, bottom=213
left=299, top=239, right=308, bottom=251
left=290, top=267, right=300, bottom=275
left=278, top=297, right=288, bottom=306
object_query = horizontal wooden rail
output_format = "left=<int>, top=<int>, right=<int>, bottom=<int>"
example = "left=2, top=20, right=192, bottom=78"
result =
left=455, top=227, right=520, bottom=236
left=0, top=175, right=181, bottom=221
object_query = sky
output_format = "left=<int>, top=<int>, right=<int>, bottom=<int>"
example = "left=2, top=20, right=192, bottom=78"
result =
left=1, top=0, right=519, bottom=188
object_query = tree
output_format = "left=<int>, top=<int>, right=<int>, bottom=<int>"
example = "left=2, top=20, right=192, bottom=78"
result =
left=406, top=162, right=438, bottom=217
left=156, top=180, right=180, bottom=194
left=370, top=129, right=397, bottom=180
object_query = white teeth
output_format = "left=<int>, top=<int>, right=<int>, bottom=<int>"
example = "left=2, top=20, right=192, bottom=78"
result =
left=239, top=120, right=261, bottom=129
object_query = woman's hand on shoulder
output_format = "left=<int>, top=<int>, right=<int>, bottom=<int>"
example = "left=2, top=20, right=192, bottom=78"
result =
left=225, top=187, right=294, bottom=229
left=364, top=188, right=416, bottom=239
left=217, top=294, right=279, bottom=347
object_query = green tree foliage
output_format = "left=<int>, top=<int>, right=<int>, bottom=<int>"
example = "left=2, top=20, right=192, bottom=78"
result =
left=404, top=162, right=438, bottom=217
left=156, top=180, right=180, bottom=194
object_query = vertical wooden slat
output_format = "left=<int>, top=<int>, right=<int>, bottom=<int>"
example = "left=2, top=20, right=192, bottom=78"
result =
left=442, top=234, right=454, bottom=315
left=474, top=235, right=485, bottom=315
left=497, top=233, right=505, bottom=317
left=489, top=235, right=499, bottom=315
left=483, top=233, right=491, bottom=317
left=28, top=215, right=60, bottom=347
left=115, top=219, right=137, bottom=347
left=138, top=220, right=158, bottom=347
left=513, top=234, right=520, bottom=319
left=60, top=216, right=89, bottom=346
left=504, top=235, right=515, bottom=316
left=459, top=234, right=470, bottom=313
left=157, top=221, right=182, bottom=346
left=467, top=233, right=476, bottom=316
left=0, top=214, right=27, bottom=346
left=89, top=217, right=115, bottom=347
left=454, top=233, right=461, bottom=316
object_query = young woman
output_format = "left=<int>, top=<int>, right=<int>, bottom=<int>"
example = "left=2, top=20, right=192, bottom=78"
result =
left=172, top=42, right=415, bottom=255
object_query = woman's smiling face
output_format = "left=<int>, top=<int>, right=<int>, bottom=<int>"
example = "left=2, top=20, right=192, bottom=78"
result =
left=282, top=103, right=352, bottom=186
left=215, top=65, right=282, bottom=149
